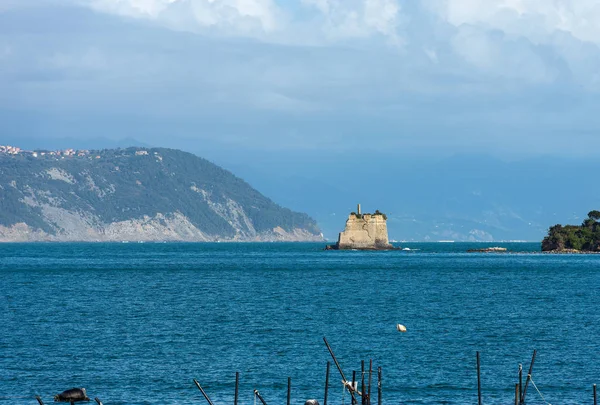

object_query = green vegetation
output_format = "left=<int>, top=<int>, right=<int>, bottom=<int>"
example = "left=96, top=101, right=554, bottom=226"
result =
left=0, top=148, right=320, bottom=238
left=542, top=210, right=600, bottom=252
left=374, top=210, right=388, bottom=220
left=349, top=210, right=388, bottom=220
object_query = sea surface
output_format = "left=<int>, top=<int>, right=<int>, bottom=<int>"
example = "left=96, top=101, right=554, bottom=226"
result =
left=1, top=242, right=599, bottom=405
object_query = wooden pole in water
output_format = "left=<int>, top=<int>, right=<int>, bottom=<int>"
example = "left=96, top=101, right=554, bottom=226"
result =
left=254, top=390, right=268, bottom=405
left=352, top=371, right=357, bottom=405
left=518, top=364, right=523, bottom=404
left=323, top=337, right=357, bottom=403
left=324, top=361, right=330, bottom=405
left=361, top=360, right=366, bottom=405
left=593, top=384, right=597, bottom=405
left=377, top=367, right=382, bottom=405
left=234, top=372, right=239, bottom=405
left=514, top=384, right=519, bottom=405
left=476, top=352, right=482, bottom=405
left=521, top=350, right=537, bottom=404
left=35, top=396, right=44, bottom=405
left=287, top=377, right=291, bottom=405
left=194, top=379, right=216, bottom=405
left=367, top=359, right=373, bottom=405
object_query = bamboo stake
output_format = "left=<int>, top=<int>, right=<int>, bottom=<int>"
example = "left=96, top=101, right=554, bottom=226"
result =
left=323, top=337, right=357, bottom=403
left=361, top=360, right=366, bottom=405
left=521, top=350, right=537, bottom=404
left=254, top=390, right=268, bottom=405
left=352, top=371, right=357, bottom=405
left=193, top=379, right=216, bottom=405
left=367, top=359, right=373, bottom=405
left=324, top=361, right=330, bottom=405
left=234, top=372, right=239, bottom=405
left=476, top=352, right=482, bottom=405
left=518, top=364, right=523, bottom=404
left=377, top=367, right=382, bottom=405
left=287, top=377, right=291, bottom=405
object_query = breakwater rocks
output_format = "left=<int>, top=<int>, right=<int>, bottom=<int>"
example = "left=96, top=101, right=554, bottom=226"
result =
left=543, top=249, right=600, bottom=254
left=467, top=247, right=508, bottom=253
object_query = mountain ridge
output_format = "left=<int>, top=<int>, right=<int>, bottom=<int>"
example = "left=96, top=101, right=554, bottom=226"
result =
left=216, top=151, right=600, bottom=241
left=0, top=147, right=322, bottom=242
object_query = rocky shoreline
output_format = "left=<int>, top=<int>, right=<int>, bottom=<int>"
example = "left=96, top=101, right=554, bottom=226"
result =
left=542, top=249, right=600, bottom=254
left=467, top=247, right=600, bottom=254
left=0, top=216, right=323, bottom=243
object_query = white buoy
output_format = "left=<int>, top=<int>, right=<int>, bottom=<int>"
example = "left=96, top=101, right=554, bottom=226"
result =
left=396, top=324, right=407, bottom=332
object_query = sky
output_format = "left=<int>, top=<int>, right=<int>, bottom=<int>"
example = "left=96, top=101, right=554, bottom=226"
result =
left=2, top=1, right=600, bottom=240
left=2, top=0, right=600, bottom=158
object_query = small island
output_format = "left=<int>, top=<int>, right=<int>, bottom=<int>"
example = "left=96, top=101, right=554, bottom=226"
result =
left=326, top=204, right=396, bottom=250
left=542, top=210, right=600, bottom=252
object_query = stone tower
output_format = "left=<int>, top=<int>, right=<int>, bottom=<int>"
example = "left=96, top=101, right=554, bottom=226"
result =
left=330, top=205, right=394, bottom=250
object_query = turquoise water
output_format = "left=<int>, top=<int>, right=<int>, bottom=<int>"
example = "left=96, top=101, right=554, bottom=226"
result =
left=1, top=243, right=599, bottom=404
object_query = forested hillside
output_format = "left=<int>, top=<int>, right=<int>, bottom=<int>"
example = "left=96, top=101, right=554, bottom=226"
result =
left=0, top=147, right=321, bottom=242
left=542, top=211, right=600, bottom=252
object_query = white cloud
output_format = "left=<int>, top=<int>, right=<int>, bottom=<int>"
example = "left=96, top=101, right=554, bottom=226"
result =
left=86, top=0, right=282, bottom=34
left=4, top=0, right=600, bottom=119
left=301, top=0, right=403, bottom=42
left=421, top=0, right=600, bottom=87
left=432, top=0, right=600, bottom=44
left=78, top=0, right=406, bottom=43
left=365, top=0, right=402, bottom=37
left=88, top=0, right=175, bottom=18
left=451, top=25, right=557, bottom=83
left=3, top=0, right=600, bottom=157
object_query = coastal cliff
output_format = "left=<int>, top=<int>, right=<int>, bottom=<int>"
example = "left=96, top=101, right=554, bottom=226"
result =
left=328, top=205, right=394, bottom=250
left=0, top=147, right=323, bottom=242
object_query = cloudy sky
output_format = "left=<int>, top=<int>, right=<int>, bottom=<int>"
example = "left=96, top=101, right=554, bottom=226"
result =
left=2, top=0, right=600, bottom=157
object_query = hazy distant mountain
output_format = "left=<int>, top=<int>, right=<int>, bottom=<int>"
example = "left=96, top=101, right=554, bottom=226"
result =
left=4, top=134, right=598, bottom=242
left=0, top=147, right=322, bottom=242
left=216, top=152, right=600, bottom=242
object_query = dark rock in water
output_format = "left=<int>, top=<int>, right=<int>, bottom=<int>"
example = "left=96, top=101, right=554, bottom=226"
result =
left=305, top=400, right=320, bottom=405
left=54, top=388, right=90, bottom=402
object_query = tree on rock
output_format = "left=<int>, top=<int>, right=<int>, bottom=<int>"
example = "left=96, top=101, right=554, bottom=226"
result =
left=588, top=210, right=600, bottom=221
left=542, top=211, right=600, bottom=252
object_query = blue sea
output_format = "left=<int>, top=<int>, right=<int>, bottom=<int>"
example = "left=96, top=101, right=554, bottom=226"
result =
left=1, top=242, right=599, bottom=405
